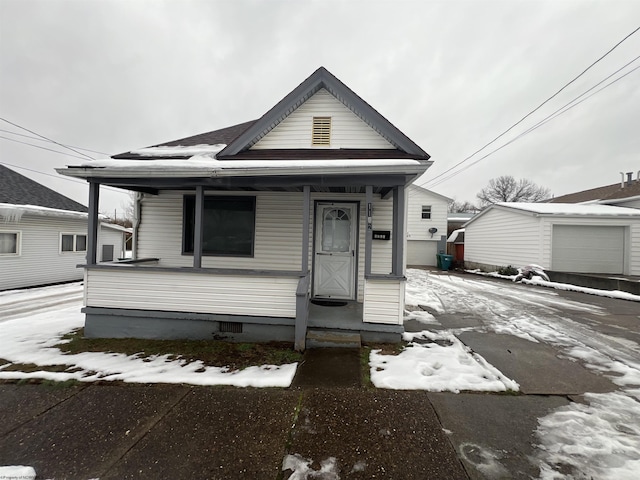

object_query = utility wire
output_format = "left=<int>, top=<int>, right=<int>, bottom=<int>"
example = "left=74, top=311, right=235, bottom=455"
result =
left=419, top=25, right=640, bottom=188
left=0, top=117, right=96, bottom=161
left=0, top=135, right=92, bottom=161
left=0, top=128, right=110, bottom=156
left=426, top=64, right=640, bottom=189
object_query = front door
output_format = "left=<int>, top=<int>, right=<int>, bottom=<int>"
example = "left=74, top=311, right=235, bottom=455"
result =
left=313, top=203, right=357, bottom=299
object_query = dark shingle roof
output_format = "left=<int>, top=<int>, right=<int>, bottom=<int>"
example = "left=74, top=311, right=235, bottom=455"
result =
left=547, top=179, right=640, bottom=204
left=0, top=164, right=88, bottom=212
left=112, top=120, right=258, bottom=159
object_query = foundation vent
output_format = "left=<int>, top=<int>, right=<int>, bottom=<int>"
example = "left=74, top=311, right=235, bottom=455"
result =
left=312, top=116, right=331, bottom=145
left=219, top=322, right=243, bottom=334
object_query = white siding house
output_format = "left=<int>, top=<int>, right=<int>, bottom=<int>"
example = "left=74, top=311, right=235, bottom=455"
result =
left=406, top=185, right=450, bottom=266
left=464, top=203, right=640, bottom=276
left=57, top=67, right=434, bottom=350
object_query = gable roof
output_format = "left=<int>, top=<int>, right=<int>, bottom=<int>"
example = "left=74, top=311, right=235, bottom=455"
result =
left=465, top=202, right=640, bottom=226
left=0, top=164, right=87, bottom=212
left=408, top=183, right=452, bottom=203
left=112, top=67, right=430, bottom=162
left=547, top=178, right=640, bottom=204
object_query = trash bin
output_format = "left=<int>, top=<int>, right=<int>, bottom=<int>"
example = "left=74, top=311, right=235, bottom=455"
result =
left=436, top=254, right=442, bottom=269
left=439, top=254, right=453, bottom=271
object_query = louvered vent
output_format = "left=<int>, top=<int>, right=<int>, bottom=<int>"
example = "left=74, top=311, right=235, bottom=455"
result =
left=219, top=322, right=243, bottom=333
left=312, top=116, right=331, bottom=145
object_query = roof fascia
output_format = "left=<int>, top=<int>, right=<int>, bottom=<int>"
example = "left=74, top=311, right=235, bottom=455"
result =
left=408, top=183, right=453, bottom=203
left=463, top=204, right=534, bottom=227
left=219, top=67, right=430, bottom=158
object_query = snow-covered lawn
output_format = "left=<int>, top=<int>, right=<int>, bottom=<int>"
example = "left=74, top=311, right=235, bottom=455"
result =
left=0, top=285, right=296, bottom=387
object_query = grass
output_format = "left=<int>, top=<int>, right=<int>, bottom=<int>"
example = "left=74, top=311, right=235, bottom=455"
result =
left=359, top=342, right=406, bottom=388
left=56, top=328, right=303, bottom=371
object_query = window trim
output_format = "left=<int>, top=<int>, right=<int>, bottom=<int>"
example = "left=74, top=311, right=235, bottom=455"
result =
left=421, top=205, right=432, bottom=220
left=0, top=230, right=21, bottom=256
left=60, top=233, right=88, bottom=253
left=182, top=195, right=257, bottom=258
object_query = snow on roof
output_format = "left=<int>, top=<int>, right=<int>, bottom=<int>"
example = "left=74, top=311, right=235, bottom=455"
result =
left=129, top=144, right=227, bottom=157
left=496, top=202, right=640, bottom=217
left=0, top=203, right=89, bottom=222
left=447, top=228, right=465, bottom=243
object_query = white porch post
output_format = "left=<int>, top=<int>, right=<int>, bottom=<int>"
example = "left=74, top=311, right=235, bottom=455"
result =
left=193, top=186, right=204, bottom=268
left=391, top=185, right=405, bottom=275
left=86, top=181, right=100, bottom=265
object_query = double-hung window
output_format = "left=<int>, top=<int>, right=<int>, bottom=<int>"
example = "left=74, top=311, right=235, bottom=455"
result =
left=183, top=195, right=256, bottom=257
left=421, top=205, right=432, bottom=219
left=61, top=233, right=87, bottom=253
left=0, top=231, right=20, bottom=255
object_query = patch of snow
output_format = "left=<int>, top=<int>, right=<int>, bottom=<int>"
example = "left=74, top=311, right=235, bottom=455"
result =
left=495, top=202, right=640, bottom=217
left=282, top=454, right=340, bottom=480
left=459, top=443, right=510, bottom=478
left=0, top=203, right=88, bottom=222
left=0, top=466, right=36, bottom=480
left=0, top=288, right=297, bottom=388
left=129, top=144, right=227, bottom=156
left=536, top=392, right=640, bottom=480
left=523, top=277, right=640, bottom=302
left=404, top=310, right=439, bottom=325
left=369, top=330, right=519, bottom=393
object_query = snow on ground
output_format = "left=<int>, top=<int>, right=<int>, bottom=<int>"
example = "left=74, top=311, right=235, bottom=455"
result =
left=370, top=330, right=519, bottom=392
left=0, top=286, right=296, bottom=387
left=404, top=268, right=640, bottom=480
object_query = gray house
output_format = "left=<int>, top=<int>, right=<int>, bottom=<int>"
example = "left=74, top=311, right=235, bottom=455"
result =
left=57, top=67, right=433, bottom=350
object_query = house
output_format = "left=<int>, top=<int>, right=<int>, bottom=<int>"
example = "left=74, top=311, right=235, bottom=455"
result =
left=0, top=164, right=130, bottom=291
left=463, top=202, right=640, bottom=276
left=56, top=67, right=433, bottom=350
left=406, top=184, right=450, bottom=266
left=547, top=171, right=640, bottom=209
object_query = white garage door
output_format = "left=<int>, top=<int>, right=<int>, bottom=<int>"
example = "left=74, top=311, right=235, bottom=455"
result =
left=552, top=225, right=625, bottom=274
left=407, top=240, right=438, bottom=266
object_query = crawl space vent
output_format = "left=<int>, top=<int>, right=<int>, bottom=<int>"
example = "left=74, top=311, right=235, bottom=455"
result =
left=219, top=322, right=243, bottom=333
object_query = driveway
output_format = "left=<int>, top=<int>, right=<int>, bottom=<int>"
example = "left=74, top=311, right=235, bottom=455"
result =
left=404, top=268, right=640, bottom=479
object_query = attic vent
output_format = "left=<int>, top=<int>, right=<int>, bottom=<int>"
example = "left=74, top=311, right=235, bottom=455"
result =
left=312, top=116, right=331, bottom=145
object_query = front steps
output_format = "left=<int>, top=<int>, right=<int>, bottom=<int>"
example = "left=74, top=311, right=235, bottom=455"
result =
left=306, top=328, right=362, bottom=348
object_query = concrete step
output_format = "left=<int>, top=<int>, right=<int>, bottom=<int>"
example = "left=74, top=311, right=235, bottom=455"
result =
left=306, top=329, right=362, bottom=348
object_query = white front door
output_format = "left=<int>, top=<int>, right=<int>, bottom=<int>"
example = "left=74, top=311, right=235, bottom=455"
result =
left=313, top=203, right=357, bottom=299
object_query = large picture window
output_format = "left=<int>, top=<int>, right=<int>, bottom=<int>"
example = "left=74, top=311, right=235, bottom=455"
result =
left=183, top=195, right=256, bottom=257
left=0, top=232, right=20, bottom=255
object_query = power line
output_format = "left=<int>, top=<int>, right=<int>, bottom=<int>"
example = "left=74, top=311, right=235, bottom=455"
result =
left=0, top=117, right=96, bottom=161
left=0, top=135, right=92, bottom=161
left=419, top=25, right=640, bottom=188
left=0, top=128, right=110, bottom=156
left=426, top=64, right=640, bottom=189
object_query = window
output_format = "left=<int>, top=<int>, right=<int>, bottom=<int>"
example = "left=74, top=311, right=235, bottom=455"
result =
left=183, top=195, right=256, bottom=256
left=0, top=232, right=20, bottom=255
left=312, top=116, right=331, bottom=145
left=421, top=205, right=432, bottom=219
left=61, top=234, right=87, bottom=253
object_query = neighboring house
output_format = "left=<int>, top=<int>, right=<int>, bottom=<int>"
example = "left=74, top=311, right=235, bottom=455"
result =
left=0, top=164, right=130, bottom=291
left=446, top=228, right=465, bottom=263
left=547, top=171, right=640, bottom=209
left=464, top=202, right=640, bottom=276
left=56, top=67, right=433, bottom=350
left=406, top=184, right=450, bottom=266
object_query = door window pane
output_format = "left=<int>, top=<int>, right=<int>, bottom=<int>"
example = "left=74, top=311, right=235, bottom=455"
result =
left=322, top=208, right=351, bottom=252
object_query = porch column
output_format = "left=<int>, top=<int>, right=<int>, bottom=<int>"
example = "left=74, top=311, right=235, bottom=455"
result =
left=301, top=185, right=311, bottom=273
left=86, top=181, right=100, bottom=265
left=365, top=185, right=373, bottom=276
left=193, top=186, right=204, bottom=268
left=391, top=185, right=405, bottom=275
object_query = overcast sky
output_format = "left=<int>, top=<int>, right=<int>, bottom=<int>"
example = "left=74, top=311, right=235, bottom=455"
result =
left=1, top=0, right=639, bottom=215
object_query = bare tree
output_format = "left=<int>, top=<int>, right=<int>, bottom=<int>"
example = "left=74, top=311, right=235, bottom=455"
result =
left=448, top=199, right=480, bottom=213
left=476, top=176, right=551, bottom=207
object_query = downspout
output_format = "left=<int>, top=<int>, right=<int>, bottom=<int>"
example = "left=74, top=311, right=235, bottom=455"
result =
left=132, top=193, right=143, bottom=260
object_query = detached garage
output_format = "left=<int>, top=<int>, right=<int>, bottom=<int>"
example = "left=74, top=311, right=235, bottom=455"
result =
left=464, top=203, right=640, bottom=276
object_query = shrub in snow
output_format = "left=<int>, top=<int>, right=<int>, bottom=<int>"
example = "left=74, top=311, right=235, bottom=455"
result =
left=514, top=264, right=549, bottom=282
